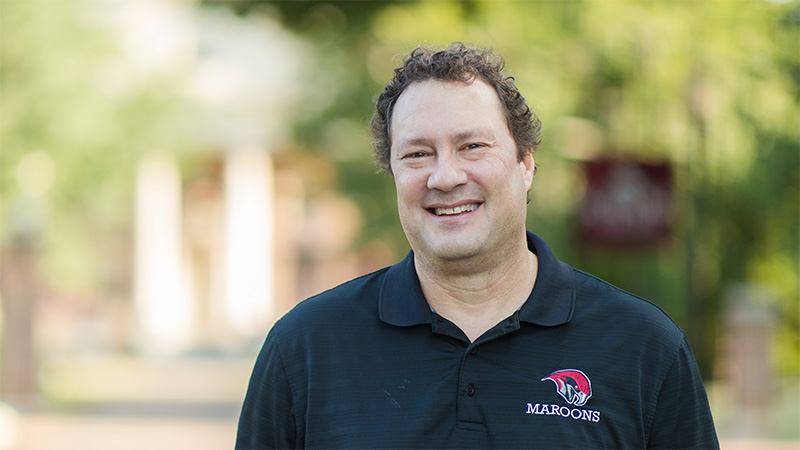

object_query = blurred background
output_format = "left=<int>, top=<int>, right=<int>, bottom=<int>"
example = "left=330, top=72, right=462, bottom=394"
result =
left=1, top=0, right=798, bottom=448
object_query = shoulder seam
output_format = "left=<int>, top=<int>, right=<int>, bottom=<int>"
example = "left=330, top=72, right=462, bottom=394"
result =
left=303, top=266, right=391, bottom=301
left=569, top=267, right=683, bottom=330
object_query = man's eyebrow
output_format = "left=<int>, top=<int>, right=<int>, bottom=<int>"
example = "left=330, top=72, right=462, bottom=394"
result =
left=394, top=129, right=495, bottom=150
left=452, top=129, right=495, bottom=142
left=394, top=136, right=433, bottom=149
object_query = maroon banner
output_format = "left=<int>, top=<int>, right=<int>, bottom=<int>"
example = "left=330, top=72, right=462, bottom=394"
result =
left=578, top=159, right=672, bottom=247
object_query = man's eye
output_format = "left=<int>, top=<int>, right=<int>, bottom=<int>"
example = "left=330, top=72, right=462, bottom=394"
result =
left=405, top=151, right=427, bottom=159
left=464, top=143, right=485, bottom=150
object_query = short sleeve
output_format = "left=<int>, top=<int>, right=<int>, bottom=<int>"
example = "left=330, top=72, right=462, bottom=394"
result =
left=647, top=335, right=719, bottom=449
left=235, top=328, right=297, bottom=450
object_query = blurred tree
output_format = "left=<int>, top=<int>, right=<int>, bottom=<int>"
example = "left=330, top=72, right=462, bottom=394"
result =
left=0, top=0, right=185, bottom=349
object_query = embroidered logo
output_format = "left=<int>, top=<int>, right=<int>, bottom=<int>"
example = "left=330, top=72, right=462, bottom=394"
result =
left=541, top=369, right=592, bottom=407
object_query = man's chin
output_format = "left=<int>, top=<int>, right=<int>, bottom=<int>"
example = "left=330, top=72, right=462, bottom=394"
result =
left=417, top=238, right=484, bottom=264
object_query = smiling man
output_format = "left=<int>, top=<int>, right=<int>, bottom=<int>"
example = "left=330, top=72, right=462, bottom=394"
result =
left=390, top=78, right=538, bottom=343
left=236, top=43, right=719, bottom=449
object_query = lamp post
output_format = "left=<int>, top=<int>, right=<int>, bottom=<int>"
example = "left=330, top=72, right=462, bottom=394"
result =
left=0, top=198, right=44, bottom=404
left=684, top=68, right=715, bottom=379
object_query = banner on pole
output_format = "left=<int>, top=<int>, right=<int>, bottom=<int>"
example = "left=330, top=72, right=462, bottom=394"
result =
left=578, top=159, right=672, bottom=247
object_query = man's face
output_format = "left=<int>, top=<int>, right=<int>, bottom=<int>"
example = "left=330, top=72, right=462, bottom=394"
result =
left=390, top=79, right=535, bottom=266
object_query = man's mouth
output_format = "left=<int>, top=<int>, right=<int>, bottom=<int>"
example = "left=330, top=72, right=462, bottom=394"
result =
left=430, top=203, right=480, bottom=216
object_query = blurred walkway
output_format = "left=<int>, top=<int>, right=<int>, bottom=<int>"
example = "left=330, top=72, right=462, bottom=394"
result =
left=1, top=355, right=249, bottom=450
left=10, top=412, right=237, bottom=450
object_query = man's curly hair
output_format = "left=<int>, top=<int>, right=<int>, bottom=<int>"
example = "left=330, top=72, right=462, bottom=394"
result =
left=371, top=43, right=542, bottom=174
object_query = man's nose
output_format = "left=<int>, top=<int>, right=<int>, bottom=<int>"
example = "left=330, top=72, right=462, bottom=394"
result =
left=427, top=153, right=467, bottom=192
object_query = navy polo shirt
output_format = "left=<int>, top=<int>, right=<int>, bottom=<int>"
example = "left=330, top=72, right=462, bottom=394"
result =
left=236, top=232, right=718, bottom=449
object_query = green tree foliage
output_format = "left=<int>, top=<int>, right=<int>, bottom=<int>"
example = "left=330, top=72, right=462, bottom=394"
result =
left=1, top=0, right=183, bottom=292
left=5, top=0, right=796, bottom=377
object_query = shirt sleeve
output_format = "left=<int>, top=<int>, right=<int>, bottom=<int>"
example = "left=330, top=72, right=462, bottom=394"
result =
left=235, top=328, right=297, bottom=450
left=647, top=335, right=719, bottom=449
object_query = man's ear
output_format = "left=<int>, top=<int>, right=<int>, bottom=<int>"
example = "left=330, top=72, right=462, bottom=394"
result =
left=521, top=151, right=535, bottom=189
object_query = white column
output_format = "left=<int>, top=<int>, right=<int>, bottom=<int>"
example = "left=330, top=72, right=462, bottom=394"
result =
left=134, top=156, right=192, bottom=353
left=223, top=150, right=274, bottom=336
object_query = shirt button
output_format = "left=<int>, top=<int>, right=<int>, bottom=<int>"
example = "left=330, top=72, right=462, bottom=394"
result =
left=465, top=384, right=476, bottom=396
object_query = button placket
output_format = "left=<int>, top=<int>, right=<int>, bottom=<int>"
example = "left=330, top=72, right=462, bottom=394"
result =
left=456, top=343, right=483, bottom=428
left=462, top=344, right=478, bottom=398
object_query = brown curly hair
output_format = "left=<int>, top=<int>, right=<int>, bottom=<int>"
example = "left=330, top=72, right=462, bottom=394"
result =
left=371, top=43, right=542, bottom=174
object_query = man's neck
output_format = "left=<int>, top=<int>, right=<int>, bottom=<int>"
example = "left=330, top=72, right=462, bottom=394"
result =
left=415, top=243, right=538, bottom=343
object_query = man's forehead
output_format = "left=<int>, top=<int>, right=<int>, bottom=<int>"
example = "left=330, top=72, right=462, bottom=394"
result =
left=397, top=78, right=496, bottom=104
left=390, top=79, right=505, bottom=139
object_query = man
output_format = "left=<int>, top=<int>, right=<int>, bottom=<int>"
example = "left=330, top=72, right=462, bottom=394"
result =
left=236, top=43, right=718, bottom=449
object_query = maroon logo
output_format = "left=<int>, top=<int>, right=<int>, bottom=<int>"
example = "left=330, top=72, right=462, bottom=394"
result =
left=541, top=369, right=592, bottom=407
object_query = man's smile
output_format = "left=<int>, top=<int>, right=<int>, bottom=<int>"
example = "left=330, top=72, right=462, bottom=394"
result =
left=428, top=202, right=482, bottom=216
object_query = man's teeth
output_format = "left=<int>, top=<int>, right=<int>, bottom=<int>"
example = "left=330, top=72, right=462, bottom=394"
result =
left=434, top=203, right=478, bottom=216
